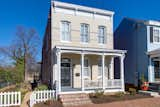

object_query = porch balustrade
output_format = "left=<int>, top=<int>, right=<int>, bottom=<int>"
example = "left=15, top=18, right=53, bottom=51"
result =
left=105, top=79, right=122, bottom=88
left=84, top=79, right=102, bottom=89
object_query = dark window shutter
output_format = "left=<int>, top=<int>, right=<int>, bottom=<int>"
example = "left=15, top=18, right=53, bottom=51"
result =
left=150, top=27, right=153, bottom=43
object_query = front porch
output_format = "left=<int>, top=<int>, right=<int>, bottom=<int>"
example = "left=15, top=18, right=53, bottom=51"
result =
left=54, top=46, right=126, bottom=94
left=148, top=48, right=160, bottom=83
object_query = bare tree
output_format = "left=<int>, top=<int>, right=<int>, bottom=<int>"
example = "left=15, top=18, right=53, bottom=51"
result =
left=0, top=26, right=40, bottom=81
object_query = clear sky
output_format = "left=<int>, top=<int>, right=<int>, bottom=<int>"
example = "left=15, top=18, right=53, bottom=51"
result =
left=1, top=0, right=160, bottom=61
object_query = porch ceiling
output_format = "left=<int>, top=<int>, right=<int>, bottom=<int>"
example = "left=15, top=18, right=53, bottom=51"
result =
left=148, top=48, right=160, bottom=58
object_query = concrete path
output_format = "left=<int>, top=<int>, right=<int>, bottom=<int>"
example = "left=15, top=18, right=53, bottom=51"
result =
left=21, top=92, right=32, bottom=107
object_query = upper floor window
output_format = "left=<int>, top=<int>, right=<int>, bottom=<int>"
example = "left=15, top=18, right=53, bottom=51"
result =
left=153, top=27, right=160, bottom=43
left=98, top=26, right=106, bottom=44
left=150, top=27, right=160, bottom=43
left=81, top=23, right=89, bottom=43
left=61, top=21, right=71, bottom=41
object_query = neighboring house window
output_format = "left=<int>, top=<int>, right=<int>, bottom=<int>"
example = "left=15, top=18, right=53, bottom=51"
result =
left=61, top=21, right=71, bottom=41
left=98, top=26, right=106, bottom=44
left=84, top=58, right=90, bottom=78
left=153, top=27, right=160, bottom=43
left=81, top=23, right=89, bottom=43
left=98, top=58, right=102, bottom=78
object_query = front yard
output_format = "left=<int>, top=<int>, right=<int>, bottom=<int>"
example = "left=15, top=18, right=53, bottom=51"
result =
left=34, top=93, right=154, bottom=107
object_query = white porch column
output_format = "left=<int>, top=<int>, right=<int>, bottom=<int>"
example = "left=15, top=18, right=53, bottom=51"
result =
left=81, top=53, right=84, bottom=91
left=102, top=54, right=105, bottom=90
left=120, top=55, right=125, bottom=91
left=57, top=50, right=61, bottom=93
left=148, top=57, right=154, bottom=82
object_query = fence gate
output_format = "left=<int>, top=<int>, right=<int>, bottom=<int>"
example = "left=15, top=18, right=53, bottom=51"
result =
left=30, top=90, right=55, bottom=107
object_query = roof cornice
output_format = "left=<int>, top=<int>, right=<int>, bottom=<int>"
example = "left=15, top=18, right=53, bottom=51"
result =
left=52, top=1, right=114, bottom=16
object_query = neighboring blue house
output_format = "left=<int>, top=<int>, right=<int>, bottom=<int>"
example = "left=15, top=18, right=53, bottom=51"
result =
left=114, top=18, right=160, bottom=86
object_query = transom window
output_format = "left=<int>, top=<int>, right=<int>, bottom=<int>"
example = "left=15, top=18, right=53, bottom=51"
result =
left=153, top=27, right=160, bottom=43
left=81, top=23, right=89, bottom=43
left=98, top=26, right=106, bottom=44
left=61, top=21, right=71, bottom=41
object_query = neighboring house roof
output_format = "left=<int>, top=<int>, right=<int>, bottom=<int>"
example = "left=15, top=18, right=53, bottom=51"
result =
left=123, top=17, right=160, bottom=26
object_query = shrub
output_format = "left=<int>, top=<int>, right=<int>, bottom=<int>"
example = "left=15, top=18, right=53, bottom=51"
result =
left=129, top=88, right=136, bottom=95
left=115, top=92, right=125, bottom=97
left=35, top=84, right=48, bottom=91
left=89, top=89, right=104, bottom=98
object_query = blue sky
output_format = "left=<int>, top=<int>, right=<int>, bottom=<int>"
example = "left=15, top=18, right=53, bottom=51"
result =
left=0, top=0, right=160, bottom=61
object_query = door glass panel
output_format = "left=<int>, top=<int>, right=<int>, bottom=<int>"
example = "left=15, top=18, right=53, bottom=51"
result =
left=61, top=58, right=71, bottom=87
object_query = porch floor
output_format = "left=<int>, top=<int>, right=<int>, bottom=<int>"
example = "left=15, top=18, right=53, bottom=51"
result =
left=61, top=87, right=81, bottom=92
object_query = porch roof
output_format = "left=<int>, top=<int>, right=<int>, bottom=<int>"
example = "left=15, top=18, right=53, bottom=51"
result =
left=148, top=48, right=160, bottom=58
left=55, top=46, right=127, bottom=56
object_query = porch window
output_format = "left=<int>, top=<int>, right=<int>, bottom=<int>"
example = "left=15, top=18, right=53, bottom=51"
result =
left=153, top=27, right=160, bottom=43
left=61, top=21, right=71, bottom=41
left=81, top=23, right=89, bottom=43
left=98, top=26, right=106, bottom=44
left=98, top=58, right=102, bottom=78
left=84, top=58, right=91, bottom=78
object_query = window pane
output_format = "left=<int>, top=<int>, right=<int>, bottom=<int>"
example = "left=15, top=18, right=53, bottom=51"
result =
left=98, top=26, right=106, bottom=44
left=81, top=24, right=89, bottom=43
left=61, top=21, right=70, bottom=41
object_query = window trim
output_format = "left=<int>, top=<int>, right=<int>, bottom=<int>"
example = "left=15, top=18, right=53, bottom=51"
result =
left=60, top=21, right=71, bottom=42
left=98, top=26, right=106, bottom=45
left=80, top=23, right=90, bottom=43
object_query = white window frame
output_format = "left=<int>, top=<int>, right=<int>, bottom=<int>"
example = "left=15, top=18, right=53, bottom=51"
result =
left=60, top=21, right=71, bottom=42
left=153, top=27, right=160, bottom=43
left=98, top=26, right=106, bottom=44
left=80, top=23, right=89, bottom=43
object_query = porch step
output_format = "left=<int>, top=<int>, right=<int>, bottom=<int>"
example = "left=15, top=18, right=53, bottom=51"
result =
left=59, top=93, right=92, bottom=106
left=149, top=83, right=160, bottom=92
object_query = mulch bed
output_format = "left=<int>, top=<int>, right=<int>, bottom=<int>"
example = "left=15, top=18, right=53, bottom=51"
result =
left=89, top=94, right=152, bottom=104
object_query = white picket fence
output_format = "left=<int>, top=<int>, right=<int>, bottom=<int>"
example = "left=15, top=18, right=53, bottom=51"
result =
left=30, top=90, right=55, bottom=107
left=0, top=91, right=21, bottom=107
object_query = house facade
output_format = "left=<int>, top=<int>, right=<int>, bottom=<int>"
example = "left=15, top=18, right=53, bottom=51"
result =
left=115, top=18, right=160, bottom=86
left=42, top=1, right=126, bottom=95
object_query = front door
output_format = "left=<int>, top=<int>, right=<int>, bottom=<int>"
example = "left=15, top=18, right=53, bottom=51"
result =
left=61, top=58, right=71, bottom=87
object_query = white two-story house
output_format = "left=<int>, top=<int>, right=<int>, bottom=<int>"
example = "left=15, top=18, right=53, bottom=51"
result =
left=42, top=1, right=126, bottom=95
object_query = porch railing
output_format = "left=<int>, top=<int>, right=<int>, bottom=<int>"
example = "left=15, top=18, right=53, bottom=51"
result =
left=84, top=79, right=102, bottom=89
left=105, top=79, right=122, bottom=89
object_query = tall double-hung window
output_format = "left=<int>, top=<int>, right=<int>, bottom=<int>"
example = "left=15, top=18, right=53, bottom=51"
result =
left=81, top=24, right=89, bottom=43
left=98, top=26, right=106, bottom=44
left=61, top=21, right=71, bottom=41
left=153, top=27, right=160, bottom=43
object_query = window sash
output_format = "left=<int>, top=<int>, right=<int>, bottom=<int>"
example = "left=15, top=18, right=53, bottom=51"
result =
left=81, top=24, right=89, bottom=43
left=98, top=26, right=106, bottom=44
left=61, top=21, right=70, bottom=41
left=153, top=27, right=160, bottom=43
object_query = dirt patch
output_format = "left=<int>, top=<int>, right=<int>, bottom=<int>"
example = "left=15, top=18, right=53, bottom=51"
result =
left=34, top=101, right=63, bottom=107
left=89, top=94, right=152, bottom=104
